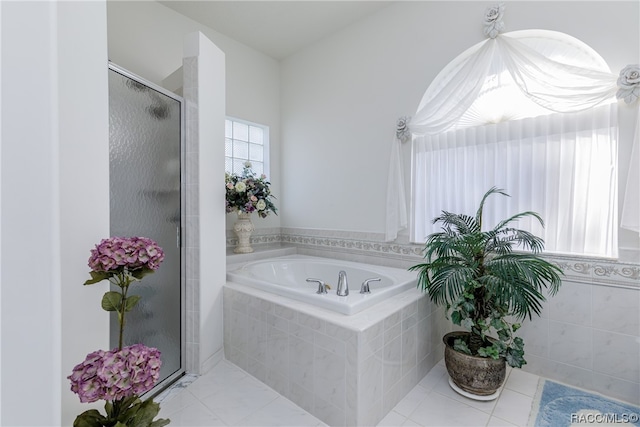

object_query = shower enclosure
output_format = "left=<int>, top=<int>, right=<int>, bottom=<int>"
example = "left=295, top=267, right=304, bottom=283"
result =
left=108, top=63, right=185, bottom=391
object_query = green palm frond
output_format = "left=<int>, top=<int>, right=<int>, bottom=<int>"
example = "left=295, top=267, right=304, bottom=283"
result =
left=423, top=232, right=479, bottom=262
left=492, top=210, right=544, bottom=232
left=434, top=212, right=480, bottom=235
left=410, top=258, right=477, bottom=303
left=484, top=253, right=561, bottom=319
left=475, top=187, right=509, bottom=229
left=485, top=228, right=546, bottom=254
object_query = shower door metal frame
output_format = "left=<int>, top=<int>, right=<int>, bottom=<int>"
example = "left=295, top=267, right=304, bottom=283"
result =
left=107, top=62, right=186, bottom=392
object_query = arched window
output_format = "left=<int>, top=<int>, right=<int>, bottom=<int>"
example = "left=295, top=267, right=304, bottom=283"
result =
left=410, top=30, right=618, bottom=257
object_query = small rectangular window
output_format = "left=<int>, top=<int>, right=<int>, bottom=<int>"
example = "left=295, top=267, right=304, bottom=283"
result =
left=224, top=118, right=269, bottom=177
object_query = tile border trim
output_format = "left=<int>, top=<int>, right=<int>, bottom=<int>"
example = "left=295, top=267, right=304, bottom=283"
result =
left=225, top=227, right=639, bottom=289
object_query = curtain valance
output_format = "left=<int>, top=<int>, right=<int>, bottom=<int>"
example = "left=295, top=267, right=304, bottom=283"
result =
left=411, top=31, right=618, bottom=137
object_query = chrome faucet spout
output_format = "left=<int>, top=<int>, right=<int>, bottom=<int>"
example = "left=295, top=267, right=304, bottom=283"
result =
left=337, top=270, right=349, bottom=296
left=307, top=278, right=328, bottom=294
left=360, top=277, right=381, bottom=294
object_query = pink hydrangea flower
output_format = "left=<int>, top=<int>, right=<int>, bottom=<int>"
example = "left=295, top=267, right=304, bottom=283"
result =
left=68, top=344, right=162, bottom=403
left=88, top=237, right=164, bottom=273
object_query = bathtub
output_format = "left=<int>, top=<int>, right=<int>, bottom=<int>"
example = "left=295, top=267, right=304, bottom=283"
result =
left=226, top=255, right=418, bottom=315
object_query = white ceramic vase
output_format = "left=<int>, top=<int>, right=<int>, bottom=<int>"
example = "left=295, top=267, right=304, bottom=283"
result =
left=233, top=211, right=255, bottom=254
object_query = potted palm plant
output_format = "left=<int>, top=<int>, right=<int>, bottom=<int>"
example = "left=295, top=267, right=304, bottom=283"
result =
left=410, top=187, right=562, bottom=398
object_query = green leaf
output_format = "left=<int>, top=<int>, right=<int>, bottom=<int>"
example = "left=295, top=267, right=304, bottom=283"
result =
left=451, top=311, right=462, bottom=325
left=491, top=317, right=507, bottom=331
left=119, top=395, right=141, bottom=411
left=476, top=318, right=488, bottom=329
left=124, top=295, right=142, bottom=312
left=461, top=301, right=475, bottom=313
left=104, top=400, right=114, bottom=417
left=512, top=336, right=525, bottom=350
left=506, top=346, right=526, bottom=368
left=149, top=418, right=171, bottom=427
left=101, top=291, right=123, bottom=312
left=119, top=398, right=170, bottom=427
left=131, top=268, right=155, bottom=280
left=497, top=329, right=510, bottom=342
left=461, top=318, right=474, bottom=331
left=133, top=400, right=162, bottom=426
left=84, top=271, right=111, bottom=285
left=512, top=323, right=521, bottom=332
left=453, top=338, right=471, bottom=355
left=73, top=409, right=108, bottom=427
left=477, top=344, right=500, bottom=359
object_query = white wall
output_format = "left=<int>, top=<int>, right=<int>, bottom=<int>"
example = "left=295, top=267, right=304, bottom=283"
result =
left=107, top=1, right=282, bottom=233
left=1, top=1, right=110, bottom=426
left=280, top=1, right=639, bottom=257
left=57, top=2, right=111, bottom=424
left=1, top=3, right=61, bottom=423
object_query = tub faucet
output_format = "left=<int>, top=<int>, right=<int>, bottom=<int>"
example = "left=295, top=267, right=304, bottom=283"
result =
left=337, top=270, right=349, bottom=296
left=306, top=278, right=328, bottom=294
left=360, top=277, right=381, bottom=294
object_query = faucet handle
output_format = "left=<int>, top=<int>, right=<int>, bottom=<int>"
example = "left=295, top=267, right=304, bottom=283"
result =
left=360, top=277, right=381, bottom=294
left=307, top=278, right=328, bottom=294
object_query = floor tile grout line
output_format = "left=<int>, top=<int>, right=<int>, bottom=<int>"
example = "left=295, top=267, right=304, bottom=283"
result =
left=405, top=385, right=489, bottom=426
left=187, top=367, right=282, bottom=426
left=484, top=367, right=514, bottom=424
left=396, top=384, right=431, bottom=423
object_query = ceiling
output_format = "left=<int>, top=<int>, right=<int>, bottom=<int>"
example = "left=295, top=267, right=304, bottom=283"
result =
left=158, top=1, right=394, bottom=60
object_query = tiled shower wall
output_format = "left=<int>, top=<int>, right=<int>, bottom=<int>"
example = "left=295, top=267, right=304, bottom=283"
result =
left=226, top=227, right=640, bottom=405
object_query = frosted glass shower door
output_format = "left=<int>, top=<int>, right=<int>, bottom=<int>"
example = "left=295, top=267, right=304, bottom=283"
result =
left=108, top=64, right=184, bottom=390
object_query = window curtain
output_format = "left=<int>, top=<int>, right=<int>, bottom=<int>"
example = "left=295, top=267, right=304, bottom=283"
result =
left=385, top=134, right=407, bottom=240
left=411, top=31, right=618, bottom=134
left=621, top=107, right=640, bottom=233
left=385, top=29, right=639, bottom=243
left=413, top=104, right=618, bottom=257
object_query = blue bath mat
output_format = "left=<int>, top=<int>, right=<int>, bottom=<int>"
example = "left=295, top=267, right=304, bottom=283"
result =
left=529, top=380, right=640, bottom=427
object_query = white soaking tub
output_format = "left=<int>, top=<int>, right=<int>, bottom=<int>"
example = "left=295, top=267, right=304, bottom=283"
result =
left=226, top=255, right=418, bottom=315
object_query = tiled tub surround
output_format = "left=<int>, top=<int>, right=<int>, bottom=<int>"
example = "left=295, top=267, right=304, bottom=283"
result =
left=223, top=281, right=447, bottom=426
left=225, top=228, right=640, bottom=407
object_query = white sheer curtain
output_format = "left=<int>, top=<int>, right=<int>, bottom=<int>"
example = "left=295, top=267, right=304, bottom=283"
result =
left=412, top=104, right=618, bottom=257
left=410, top=31, right=618, bottom=134
left=621, top=107, right=640, bottom=233
left=385, top=29, right=639, bottom=251
left=385, top=135, right=407, bottom=240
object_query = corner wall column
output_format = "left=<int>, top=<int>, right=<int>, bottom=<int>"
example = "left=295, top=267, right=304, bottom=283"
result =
left=183, top=32, right=226, bottom=374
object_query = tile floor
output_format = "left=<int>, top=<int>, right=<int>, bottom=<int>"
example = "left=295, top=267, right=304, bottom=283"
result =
left=156, top=358, right=540, bottom=427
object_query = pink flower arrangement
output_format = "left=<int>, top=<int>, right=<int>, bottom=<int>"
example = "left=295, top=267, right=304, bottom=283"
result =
left=68, top=344, right=162, bottom=404
left=88, top=236, right=164, bottom=273
left=69, top=237, right=169, bottom=427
